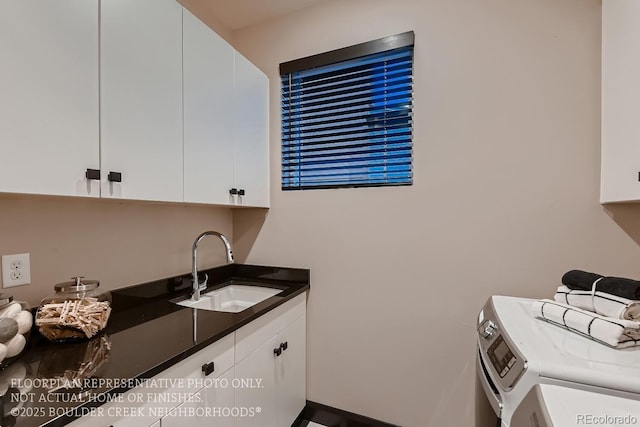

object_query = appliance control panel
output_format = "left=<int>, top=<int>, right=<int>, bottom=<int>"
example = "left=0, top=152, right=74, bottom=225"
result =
left=487, top=334, right=517, bottom=378
left=477, top=298, right=527, bottom=391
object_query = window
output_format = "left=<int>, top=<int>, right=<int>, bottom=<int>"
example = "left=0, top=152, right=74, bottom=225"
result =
left=280, top=32, right=414, bottom=190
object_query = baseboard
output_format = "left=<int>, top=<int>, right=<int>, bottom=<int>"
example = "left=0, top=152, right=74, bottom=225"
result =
left=294, top=400, right=402, bottom=427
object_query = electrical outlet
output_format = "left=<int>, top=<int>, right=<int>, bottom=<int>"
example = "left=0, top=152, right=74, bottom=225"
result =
left=2, top=253, right=31, bottom=287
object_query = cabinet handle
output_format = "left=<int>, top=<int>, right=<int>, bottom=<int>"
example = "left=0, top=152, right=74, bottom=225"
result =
left=85, top=169, right=101, bottom=180
left=108, top=171, right=122, bottom=182
left=229, top=188, right=238, bottom=195
left=274, top=347, right=282, bottom=357
left=238, top=189, right=245, bottom=196
left=280, top=342, right=288, bottom=351
left=202, top=361, right=215, bottom=376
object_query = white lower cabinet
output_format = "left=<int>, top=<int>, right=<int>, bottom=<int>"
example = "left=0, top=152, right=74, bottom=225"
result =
left=68, top=294, right=306, bottom=427
left=275, top=316, right=306, bottom=427
left=68, top=334, right=234, bottom=427
left=235, top=294, right=306, bottom=427
left=235, top=334, right=280, bottom=427
left=65, top=386, right=162, bottom=427
left=161, top=367, right=234, bottom=427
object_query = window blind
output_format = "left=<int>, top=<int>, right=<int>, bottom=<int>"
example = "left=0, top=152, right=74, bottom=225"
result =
left=280, top=33, right=414, bottom=190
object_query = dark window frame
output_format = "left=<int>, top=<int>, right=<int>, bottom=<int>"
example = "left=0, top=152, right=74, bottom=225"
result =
left=280, top=31, right=415, bottom=191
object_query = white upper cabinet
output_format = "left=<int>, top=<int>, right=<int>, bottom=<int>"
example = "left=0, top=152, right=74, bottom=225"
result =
left=601, top=0, right=640, bottom=203
left=183, top=11, right=270, bottom=208
left=0, top=0, right=100, bottom=197
left=100, top=0, right=184, bottom=202
left=0, top=1, right=268, bottom=207
left=234, top=52, right=270, bottom=208
left=183, top=9, right=236, bottom=205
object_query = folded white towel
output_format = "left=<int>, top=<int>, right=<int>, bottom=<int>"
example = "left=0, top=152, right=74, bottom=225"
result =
left=531, top=299, right=640, bottom=349
left=554, top=285, right=640, bottom=321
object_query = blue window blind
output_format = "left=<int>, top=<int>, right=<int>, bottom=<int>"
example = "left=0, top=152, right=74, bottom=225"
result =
left=281, top=34, right=414, bottom=190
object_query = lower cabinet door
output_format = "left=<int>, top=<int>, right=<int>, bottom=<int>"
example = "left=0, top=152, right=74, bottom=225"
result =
left=66, top=388, right=161, bottom=427
left=68, top=417, right=160, bottom=427
left=276, top=315, right=306, bottom=427
left=161, top=368, right=234, bottom=427
left=234, top=335, right=280, bottom=427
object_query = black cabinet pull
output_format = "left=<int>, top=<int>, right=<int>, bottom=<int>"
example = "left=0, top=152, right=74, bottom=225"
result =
left=274, top=347, right=282, bottom=357
left=280, top=342, right=288, bottom=351
left=229, top=188, right=238, bottom=195
left=238, top=189, right=245, bottom=196
left=85, top=169, right=101, bottom=180
left=202, top=362, right=215, bottom=376
left=108, top=171, right=122, bottom=182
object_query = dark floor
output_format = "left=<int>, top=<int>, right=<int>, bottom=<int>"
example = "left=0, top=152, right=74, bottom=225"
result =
left=295, top=401, right=401, bottom=427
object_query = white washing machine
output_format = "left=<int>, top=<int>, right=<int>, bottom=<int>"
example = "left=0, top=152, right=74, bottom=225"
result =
left=475, top=295, right=640, bottom=427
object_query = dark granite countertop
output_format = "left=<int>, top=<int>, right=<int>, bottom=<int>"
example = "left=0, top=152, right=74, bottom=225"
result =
left=1, top=264, right=310, bottom=427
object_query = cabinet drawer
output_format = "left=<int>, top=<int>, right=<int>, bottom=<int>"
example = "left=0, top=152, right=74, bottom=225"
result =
left=235, top=293, right=306, bottom=363
left=159, top=332, right=234, bottom=391
left=67, top=388, right=160, bottom=427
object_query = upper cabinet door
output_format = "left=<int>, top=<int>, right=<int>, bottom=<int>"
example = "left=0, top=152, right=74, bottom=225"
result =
left=183, top=9, right=235, bottom=205
left=234, top=52, right=270, bottom=208
left=0, top=0, right=100, bottom=197
left=100, top=0, right=183, bottom=202
left=601, top=0, right=640, bottom=203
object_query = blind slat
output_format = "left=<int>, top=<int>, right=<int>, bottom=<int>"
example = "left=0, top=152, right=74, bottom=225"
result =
left=284, top=140, right=412, bottom=156
left=283, top=121, right=412, bottom=142
left=283, top=128, right=411, bottom=149
left=282, top=93, right=411, bottom=119
left=283, top=65, right=413, bottom=97
left=283, top=86, right=412, bottom=109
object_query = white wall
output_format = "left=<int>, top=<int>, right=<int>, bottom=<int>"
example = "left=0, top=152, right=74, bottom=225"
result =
left=229, top=0, right=640, bottom=426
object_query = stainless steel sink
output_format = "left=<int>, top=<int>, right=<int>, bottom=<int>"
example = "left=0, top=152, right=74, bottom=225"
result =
left=176, top=284, right=283, bottom=313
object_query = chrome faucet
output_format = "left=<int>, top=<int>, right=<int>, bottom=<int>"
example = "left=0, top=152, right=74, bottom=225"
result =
left=191, top=231, right=234, bottom=301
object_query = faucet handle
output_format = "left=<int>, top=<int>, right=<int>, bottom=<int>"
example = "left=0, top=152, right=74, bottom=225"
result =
left=198, top=273, right=208, bottom=291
